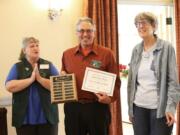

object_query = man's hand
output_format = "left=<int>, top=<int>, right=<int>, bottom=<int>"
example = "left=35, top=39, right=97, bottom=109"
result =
left=165, top=112, right=175, bottom=127
left=61, top=71, right=67, bottom=75
left=95, top=92, right=111, bottom=104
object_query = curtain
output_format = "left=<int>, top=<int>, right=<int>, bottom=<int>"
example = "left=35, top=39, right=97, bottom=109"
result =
left=175, top=0, right=180, bottom=135
left=84, top=0, right=123, bottom=135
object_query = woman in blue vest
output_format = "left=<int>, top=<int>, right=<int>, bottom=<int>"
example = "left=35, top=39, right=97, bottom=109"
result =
left=5, top=37, right=59, bottom=135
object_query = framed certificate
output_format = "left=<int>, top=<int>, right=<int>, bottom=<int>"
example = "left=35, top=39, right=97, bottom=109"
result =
left=82, top=67, right=117, bottom=96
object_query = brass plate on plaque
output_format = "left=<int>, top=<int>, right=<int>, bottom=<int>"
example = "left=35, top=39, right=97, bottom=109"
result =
left=50, top=74, right=77, bottom=103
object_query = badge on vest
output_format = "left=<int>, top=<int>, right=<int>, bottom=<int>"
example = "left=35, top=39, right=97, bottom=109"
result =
left=90, top=60, right=102, bottom=69
left=40, top=64, right=49, bottom=69
left=25, top=67, right=29, bottom=71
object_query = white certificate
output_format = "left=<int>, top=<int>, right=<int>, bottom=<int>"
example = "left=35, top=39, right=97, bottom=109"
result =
left=82, top=67, right=117, bottom=96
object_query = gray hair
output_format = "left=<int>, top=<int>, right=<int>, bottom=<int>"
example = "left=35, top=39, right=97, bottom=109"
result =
left=76, top=17, right=96, bottom=31
left=19, top=37, right=39, bottom=60
left=22, top=37, right=39, bottom=49
left=134, top=12, right=158, bottom=35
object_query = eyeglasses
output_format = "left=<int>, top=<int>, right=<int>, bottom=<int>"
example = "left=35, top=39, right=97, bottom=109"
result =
left=135, top=20, right=150, bottom=28
left=77, top=29, right=94, bottom=34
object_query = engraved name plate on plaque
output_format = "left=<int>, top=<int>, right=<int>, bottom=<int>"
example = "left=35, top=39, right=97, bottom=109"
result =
left=50, top=74, right=77, bottom=103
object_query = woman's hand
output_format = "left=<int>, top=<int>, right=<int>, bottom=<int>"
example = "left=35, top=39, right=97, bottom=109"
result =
left=165, top=112, right=175, bottom=127
left=129, top=116, right=134, bottom=123
left=34, top=63, right=41, bottom=81
left=33, top=63, right=51, bottom=90
left=30, top=64, right=37, bottom=83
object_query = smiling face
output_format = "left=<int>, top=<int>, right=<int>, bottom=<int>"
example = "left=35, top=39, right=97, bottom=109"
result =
left=135, top=19, right=155, bottom=39
left=23, top=38, right=40, bottom=61
left=134, top=12, right=158, bottom=39
left=76, top=21, right=95, bottom=48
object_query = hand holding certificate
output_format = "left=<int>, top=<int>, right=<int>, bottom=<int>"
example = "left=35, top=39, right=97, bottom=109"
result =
left=82, top=67, right=117, bottom=96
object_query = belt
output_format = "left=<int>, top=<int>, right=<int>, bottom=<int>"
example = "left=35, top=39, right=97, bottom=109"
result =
left=78, top=99, right=97, bottom=104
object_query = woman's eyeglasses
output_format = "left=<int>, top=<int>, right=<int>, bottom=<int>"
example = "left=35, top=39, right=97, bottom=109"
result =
left=135, top=20, right=150, bottom=28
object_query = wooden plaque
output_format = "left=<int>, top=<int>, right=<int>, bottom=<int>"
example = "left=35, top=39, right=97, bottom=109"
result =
left=50, top=74, right=78, bottom=103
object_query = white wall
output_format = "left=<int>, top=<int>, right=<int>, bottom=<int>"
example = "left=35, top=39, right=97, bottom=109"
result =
left=118, top=0, right=173, bottom=5
left=0, top=0, right=84, bottom=134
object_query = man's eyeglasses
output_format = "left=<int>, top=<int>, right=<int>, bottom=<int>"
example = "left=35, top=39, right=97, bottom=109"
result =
left=77, top=29, right=94, bottom=34
left=135, top=20, right=150, bottom=28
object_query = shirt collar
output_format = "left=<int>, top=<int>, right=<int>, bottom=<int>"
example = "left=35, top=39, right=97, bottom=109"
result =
left=73, top=43, right=98, bottom=55
left=135, top=38, right=163, bottom=54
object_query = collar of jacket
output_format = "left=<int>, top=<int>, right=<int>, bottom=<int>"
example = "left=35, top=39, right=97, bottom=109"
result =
left=134, top=38, right=163, bottom=54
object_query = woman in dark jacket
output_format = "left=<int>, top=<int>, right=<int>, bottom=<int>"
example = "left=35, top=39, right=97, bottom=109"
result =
left=5, top=37, right=59, bottom=135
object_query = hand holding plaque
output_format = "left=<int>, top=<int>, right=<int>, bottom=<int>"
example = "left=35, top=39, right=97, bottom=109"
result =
left=82, top=67, right=116, bottom=96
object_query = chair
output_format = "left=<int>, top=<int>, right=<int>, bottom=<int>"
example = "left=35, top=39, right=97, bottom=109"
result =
left=0, top=108, right=8, bottom=135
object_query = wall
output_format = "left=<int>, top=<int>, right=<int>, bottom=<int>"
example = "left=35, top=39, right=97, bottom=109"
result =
left=0, top=0, right=83, bottom=134
left=118, top=0, right=173, bottom=5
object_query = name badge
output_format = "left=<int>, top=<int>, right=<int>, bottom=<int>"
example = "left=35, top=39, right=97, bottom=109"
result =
left=40, top=64, right=49, bottom=69
left=90, top=60, right=102, bottom=69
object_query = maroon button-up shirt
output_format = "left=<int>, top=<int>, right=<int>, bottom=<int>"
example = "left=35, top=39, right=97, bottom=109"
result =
left=61, top=44, right=120, bottom=101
